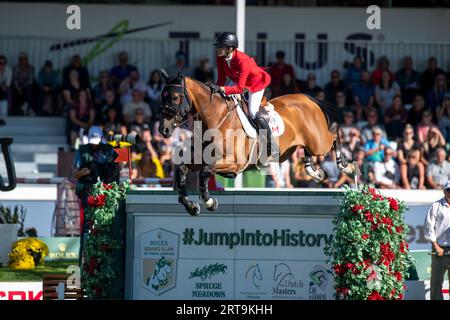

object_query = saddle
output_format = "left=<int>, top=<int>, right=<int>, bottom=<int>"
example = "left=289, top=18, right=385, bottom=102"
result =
left=227, top=94, right=285, bottom=139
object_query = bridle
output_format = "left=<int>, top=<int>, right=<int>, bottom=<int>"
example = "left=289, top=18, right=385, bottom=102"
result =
left=160, top=78, right=236, bottom=130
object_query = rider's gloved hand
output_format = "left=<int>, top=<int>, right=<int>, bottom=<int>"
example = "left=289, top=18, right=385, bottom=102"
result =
left=210, top=84, right=224, bottom=94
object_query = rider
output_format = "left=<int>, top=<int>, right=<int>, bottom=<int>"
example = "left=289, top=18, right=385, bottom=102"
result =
left=211, top=32, right=279, bottom=162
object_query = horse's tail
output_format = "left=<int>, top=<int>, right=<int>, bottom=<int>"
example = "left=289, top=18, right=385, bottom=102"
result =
left=304, top=95, right=338, bottom=134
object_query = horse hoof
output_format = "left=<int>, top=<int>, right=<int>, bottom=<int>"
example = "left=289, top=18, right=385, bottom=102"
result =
left=187, top=202, right=201, bottom=216
left=204, top=197, right=219, bottom=211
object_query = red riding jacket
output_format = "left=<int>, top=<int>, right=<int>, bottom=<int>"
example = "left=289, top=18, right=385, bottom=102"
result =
left=216, top=50, right=271, bottom=95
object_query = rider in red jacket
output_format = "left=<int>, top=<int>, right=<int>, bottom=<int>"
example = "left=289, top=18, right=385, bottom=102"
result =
left=213, top=32, right=279, bottom=163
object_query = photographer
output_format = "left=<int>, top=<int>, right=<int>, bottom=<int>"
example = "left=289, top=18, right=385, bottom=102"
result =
left=73, top=126, right=120, bottom=262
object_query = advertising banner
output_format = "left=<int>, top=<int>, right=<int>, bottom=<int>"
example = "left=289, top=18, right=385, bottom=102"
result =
left=0, top=282, right=42, bottom=300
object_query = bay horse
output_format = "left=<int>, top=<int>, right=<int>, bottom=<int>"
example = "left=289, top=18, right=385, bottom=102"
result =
left=159, top=73, right=356, bottom=216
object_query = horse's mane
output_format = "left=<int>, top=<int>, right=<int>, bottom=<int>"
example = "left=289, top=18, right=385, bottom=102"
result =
left=304, top=94, right=337, bottom=130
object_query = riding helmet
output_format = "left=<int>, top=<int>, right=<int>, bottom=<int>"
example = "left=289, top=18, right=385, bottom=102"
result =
left=214, top=32, right=239, bottom=48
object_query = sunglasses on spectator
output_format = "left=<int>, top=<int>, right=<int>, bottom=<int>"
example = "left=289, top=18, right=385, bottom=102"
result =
left=445, top=188, right=450, bottom=192
left=373, top=132, right=381, bottom=136
left=332, top=74, right=339, bottom=79
left=0, top=60, right=5, bottom=65
left=368, top=114, right=377, bottom=118
left=405, top=131, right=414, bottom=135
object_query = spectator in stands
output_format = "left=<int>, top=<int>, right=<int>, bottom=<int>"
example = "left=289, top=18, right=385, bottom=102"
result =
left=384, top=95, right=407, bottom=140
left=128, top=108, right=148, bottom=134
left=269, top=51, right=297, bottom=98
left=118, top=69, right=146, bottom=105
left=158, top=137, right=174, bottom=178
left=63, top=69, right=91, bottom=108
left=122, top=88, right=151, bottom=125
left=93, top=70, right=113, bottom=108
left=407, top=94, right=426, bottom=127
left=341, top=127, right=362, bottom=162
left=340, top=111, right=358, bottom=142
left=364, top=127, right=390, bottom=163
left=321, top=150, right=344, bottom=188
left=421, top=57, right=445, bottom=94
left=373, top=146, right=400, bottom=189
left=194, top=58, right=214, bottom=83
left=396, top=56, right=421, bottom=104
left=312, top=90, right=324, bottom=104
left=437, top=97, right=450, bottom=142
left=99, top=90, right=121, bottom=124
left=334, top=91, right=352, bottom=124
left=0, top=55, right=12, bottom=120
left=400, top=148, right=425, bottom=189
left=62, top=54, right=90, bottom=89
left=102, top=105, right=124, bottom=136
left=417, top=110, right=435, bottom=144
left=146, top=69, right=164, bottom=124
left=371, top=56, right=394, bottom=86
left=352, top=70, right=374, bottom=121
left=325, top=70, right=346, bottom=104
left=131, top=127, right=162, bottom=179
left=68, top=90, right=95, bottom=147
left=268, top=160, right=293, bottom=188
left=344, top=56, right=364, bottom=89
left=302, top=73, right=322, bottom=97
left=37, top=60, right=59, bottom=116
left=397, top=124, right=422, bottom=165
left=374, top=70, right=401, bottom=117
left=427, top=148, right=450, bottom=190
left=109, top=51, right=138, bottom=89
left=12, top=52, right=35, bottom=116
left=166, top=51, right=192, bottom=77
left=423, top=126, right=446, bottom=165
left=277, top=73, right=297, bottom=97
left=361, top=108, right=387, bottom=144
left=426, top=74, right=448, bottom=113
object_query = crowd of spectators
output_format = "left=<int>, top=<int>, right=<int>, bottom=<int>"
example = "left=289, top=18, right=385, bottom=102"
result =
left=0, top=49, right=450, bottom=189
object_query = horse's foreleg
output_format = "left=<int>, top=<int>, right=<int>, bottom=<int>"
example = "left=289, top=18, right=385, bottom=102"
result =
left=199, top=165, right=219, bottom=212
left=175, top=164, right=200, bottom=216
left=304, top=148, right=327, bottom=183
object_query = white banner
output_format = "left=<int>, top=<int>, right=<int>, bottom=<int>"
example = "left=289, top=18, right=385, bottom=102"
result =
left=0, top=282, right=43, bottom=300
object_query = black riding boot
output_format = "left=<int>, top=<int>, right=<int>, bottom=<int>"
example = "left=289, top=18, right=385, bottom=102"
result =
left=253, top=111, right=280, bottom=164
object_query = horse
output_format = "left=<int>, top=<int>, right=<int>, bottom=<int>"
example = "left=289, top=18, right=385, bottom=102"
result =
left=159, top=73, right=357, bottom=216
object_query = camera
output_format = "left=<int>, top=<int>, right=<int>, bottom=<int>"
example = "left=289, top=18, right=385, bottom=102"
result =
left=106, top=133, right=141, bottom=147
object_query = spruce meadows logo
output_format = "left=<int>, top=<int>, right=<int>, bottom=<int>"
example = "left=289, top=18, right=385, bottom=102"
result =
left=140, top=228, right=180, bottom=295
left=189, top=263, right=228, bottom=281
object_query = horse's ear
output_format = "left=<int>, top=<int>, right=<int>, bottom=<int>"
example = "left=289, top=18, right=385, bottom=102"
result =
left=160, top=68, right=169, bottom=81
left=177, top=72, right=184, bottom=83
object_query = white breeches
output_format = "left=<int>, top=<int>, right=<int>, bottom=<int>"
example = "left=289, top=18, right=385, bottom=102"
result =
left=228, top=81, right=265, bottom=118
left=248, top=89, right=265, bottom=118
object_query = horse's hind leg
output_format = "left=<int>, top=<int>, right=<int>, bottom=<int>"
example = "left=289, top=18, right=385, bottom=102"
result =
left=199, top=165, right=219, bottom=212
left=304, top=148, right=327, bottom=183
left=175, top=164, right=200, bottom=216
left=333, top=138, right=356, bottom=175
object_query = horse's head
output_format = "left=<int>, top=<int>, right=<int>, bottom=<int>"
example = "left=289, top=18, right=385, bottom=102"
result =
left=159, top=72, right=192, bottom=138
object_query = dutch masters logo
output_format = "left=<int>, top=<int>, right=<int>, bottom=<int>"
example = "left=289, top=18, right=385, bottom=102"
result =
left=140, top=228, right=179, bottom=295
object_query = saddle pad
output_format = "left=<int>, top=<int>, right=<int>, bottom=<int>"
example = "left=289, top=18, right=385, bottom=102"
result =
left=236, top=102, right=285, bottom=139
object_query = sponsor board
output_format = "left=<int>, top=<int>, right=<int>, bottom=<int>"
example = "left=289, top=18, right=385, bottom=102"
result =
left=132, top=216, right=334, bottom=300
